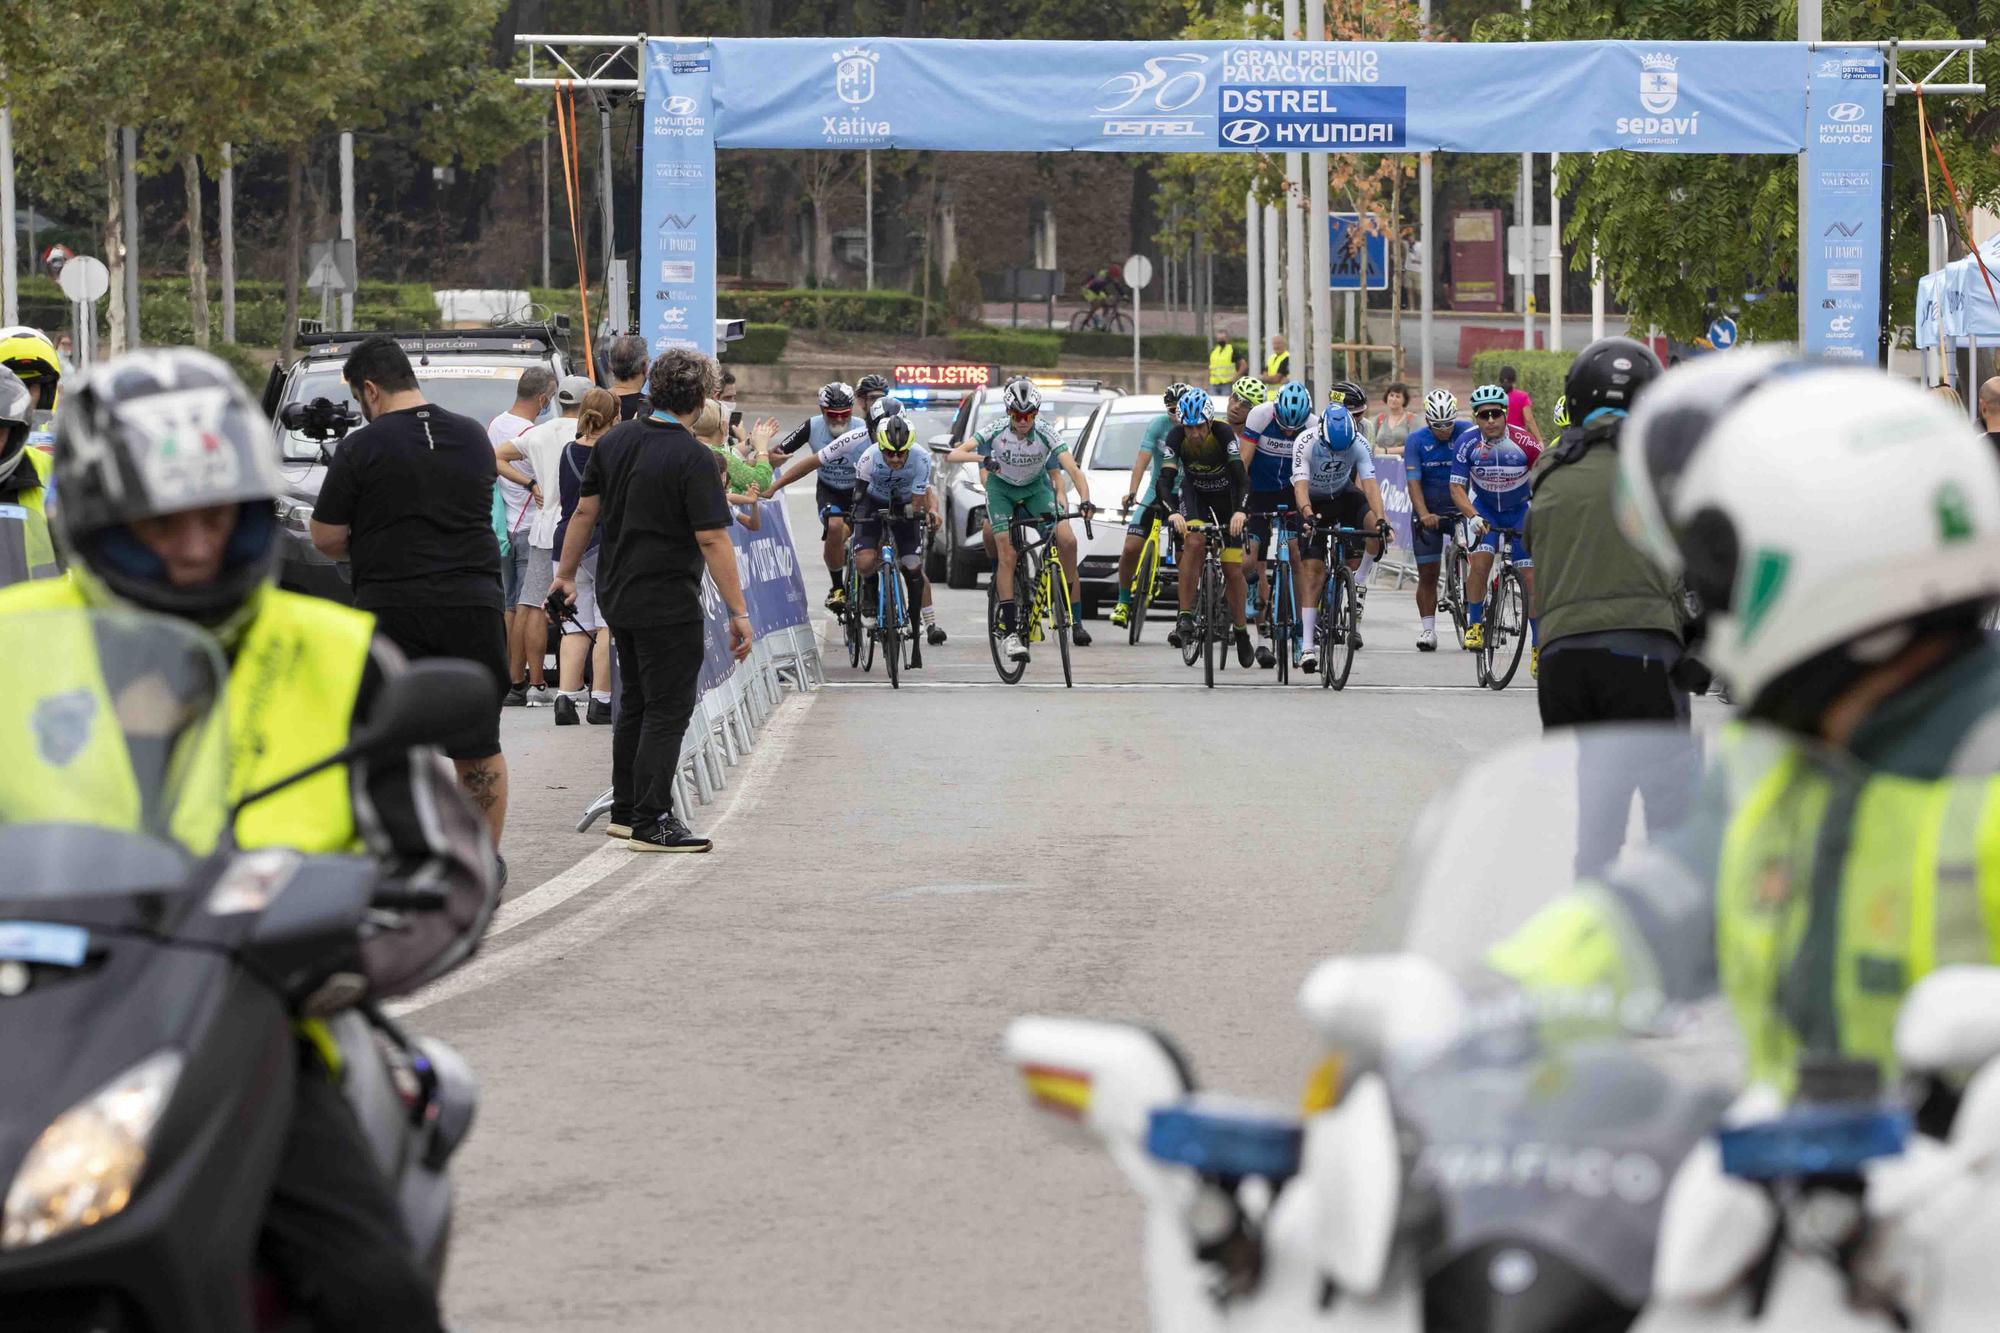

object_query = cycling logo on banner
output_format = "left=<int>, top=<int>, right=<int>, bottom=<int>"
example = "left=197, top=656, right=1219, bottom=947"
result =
left=1617, top=53, right=1699, bottom=144
left=1093, top=54, right=1210, bottom=139
left=1210, top=47, right=1402, bottom=149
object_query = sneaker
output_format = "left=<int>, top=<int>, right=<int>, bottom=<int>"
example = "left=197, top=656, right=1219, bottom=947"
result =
left=1257, top=618, right=1272, bottom=641
left=927, top=623, right=947, bottom=645
left=1416, top=629, right=1438, bottom=652
left=1109, top=602, right=1130, bottom=628
left=1256, top=644, right=1276, bottom=669
left=502, top=683, right=527, bottom=707
left=1463, top=623, right=1485, bottom=650
left=1071, top=622, right=1092, bottom=647
left=553, top=694, right=580, bottom=726
left=1350, top=625, right=1364, bottom=651
left=825, top=586, right=846, bottom=612
left=1234, top=627, right=1254, bottom=668
left=587, top=698, right=613, bottom=725
left=1169, top=613, right=1194, bottom=648
left=496, top=854, right=508, bottom=890
left=628, top=814, right=712, bottom=854
left=523, top=684, right=554, bottom=707
left=605, top=821, right=633, bottom=839
left=1003, top=633, right=1030, bottom=663
left=1300, top=649, right=1319, bottom=673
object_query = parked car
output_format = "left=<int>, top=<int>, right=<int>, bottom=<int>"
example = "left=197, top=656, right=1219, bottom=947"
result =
left=1064, top=395, right=1179, bottom=618
left=924, top=378, right=1121, bottom=589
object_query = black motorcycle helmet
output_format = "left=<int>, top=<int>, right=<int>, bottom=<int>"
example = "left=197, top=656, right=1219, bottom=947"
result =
left=1564, top=336, right=1662, bottom=423
left=54, top=349, right=285, bottom=630
left=0, top=366, right=31, bottom=487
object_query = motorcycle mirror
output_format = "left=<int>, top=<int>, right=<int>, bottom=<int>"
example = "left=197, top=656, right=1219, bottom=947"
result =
left=1297, top=953, right=1466, bottom=1065
left=1003, top=1017, right=1194, bottom=1143
left=1895, top=966, right=2000, bottom=1073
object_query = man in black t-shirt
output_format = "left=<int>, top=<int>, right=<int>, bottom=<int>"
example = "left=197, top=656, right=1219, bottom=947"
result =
left=552, top=347, right=753, bottom=853
left=311, top=336, right=511, bottom=846
left=606, top=333, right=651, bottom=421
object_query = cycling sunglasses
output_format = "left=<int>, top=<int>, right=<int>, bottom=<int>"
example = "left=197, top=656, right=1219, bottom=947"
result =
left=1474, top=408, right=1506, bottom=421
left=1007, top=407, right=1040, bottom=420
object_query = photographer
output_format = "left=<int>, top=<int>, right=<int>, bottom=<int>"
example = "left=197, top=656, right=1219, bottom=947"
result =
left=309, top=336, right=512, bottom=851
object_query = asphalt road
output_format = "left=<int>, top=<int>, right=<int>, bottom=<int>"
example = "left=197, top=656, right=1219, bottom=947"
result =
left=421, top=483, right=1639, bottom=1330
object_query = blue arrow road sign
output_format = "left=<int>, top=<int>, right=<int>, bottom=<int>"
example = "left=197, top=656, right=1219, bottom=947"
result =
left=1706, top=315, right=1739, bottom=350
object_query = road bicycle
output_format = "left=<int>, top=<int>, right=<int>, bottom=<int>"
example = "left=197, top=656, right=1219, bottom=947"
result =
left=1121, top=500, right=1173, bottom=647
left=1436, top=515, right=1473, bottom=648
left=1176, top=518, right=1236, bottom=690
left=1309, top=522, right=1375, bottom=691
left=865, top=502, right=925, bottom=690
left=1261, top=505, right=1303, bottom=684
left=1469, top=523, right=1531, bottom=691
left=1068, top=293, right=1131, bottom=334
left=987, top=505, right=1096, bottom=688
left=829, top=505, right=868, bottom=672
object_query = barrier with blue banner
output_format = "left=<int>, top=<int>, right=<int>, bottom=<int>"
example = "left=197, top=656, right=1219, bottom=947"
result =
left=697, top=499, right=812, bottom=693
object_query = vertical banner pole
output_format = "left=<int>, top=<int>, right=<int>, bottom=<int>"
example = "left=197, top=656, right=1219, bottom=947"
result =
left=1548, top=150, right=1563, bottom=352
left=1246, top=190, right=1261, bottom=376
left=1420, top=153, right=1434, bottom=391
left=1133, top=281, right=1142, bottom=395
left=642, top=38, right=718, bottom=355
left=1802, top=45, right=1884, bottom=363
left=1262, top=204, right=1281, bottom=373
left=339, top=130, right=356, bottom=330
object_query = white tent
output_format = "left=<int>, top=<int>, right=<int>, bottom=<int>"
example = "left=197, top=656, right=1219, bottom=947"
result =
left=1915, top=235, right=2000, bottom=348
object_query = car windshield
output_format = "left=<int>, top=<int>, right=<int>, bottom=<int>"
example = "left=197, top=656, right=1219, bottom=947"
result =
left=279, top=360, right=554, bottom=460
left=0, top=608, right=228, bottom=895
left=1083, top=413, right=1162, bottom=471
left=971, top=393, right=1107, bottom=443
left=903, top=406, right=957, bottom=444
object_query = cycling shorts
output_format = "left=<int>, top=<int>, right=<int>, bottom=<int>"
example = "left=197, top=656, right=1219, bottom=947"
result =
left=1124, top=496, right=1171, bottom=539
left=1178, top=488, right=1243, bottom=555
left=817, top=479, right=856, bottom=535
left=1411, top=512, right=1459, bottom=566
left=984, top=474, right=1059, bottom=537
left=1241, top=489, right=1302, bottom=551
left=1302, top=490, right=1371, bottom=561
left=1471, top=510, right=1531, bottom=569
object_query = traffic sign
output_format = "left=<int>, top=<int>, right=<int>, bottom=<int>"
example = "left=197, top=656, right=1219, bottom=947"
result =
left=1123, top=253, right=1153, bottom=290
left=57, top=255, right=110, bottom=303
left=1706, top=315, right=1739, bottom=350
left=306, top=239, right=356, bottom=294
left=1331, top=214, right=1389, bottom=291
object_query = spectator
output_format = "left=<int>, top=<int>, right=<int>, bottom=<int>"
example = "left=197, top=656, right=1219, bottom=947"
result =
left=309, top=335, right=512, bottom=848
left=489, top=368, right=556, bottom=705
left=551, top=348, right=753, bottom=853
left=1499, top=364, right=1543, bottom=442
left=606, top=334, right=651, bottom=421
left=501, top=373, right=592, bottom=712
left=1208, top=330, right=1236, bottom=397
left=692, top=399, right=777, bottom=495
left=53, top=334, right=76, bottom=378
left=1262, top=333, right=1291, bottom=387
left=1980, top=376, right=2000, bottom=460
left=715, top=450, right=764, bottom=531
left=548, top=388, right=620, bottom=726
left=1371, top=382, right=1416, bottom=454
left=719, top=370, right=746, bottom=447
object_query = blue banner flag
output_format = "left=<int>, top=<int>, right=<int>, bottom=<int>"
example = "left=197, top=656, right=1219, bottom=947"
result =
left=1330, top=214, right=1389, bottom=292
left=1801, top=52, right=1883, bottom=362
left=643, top=39, right=718, bottom=357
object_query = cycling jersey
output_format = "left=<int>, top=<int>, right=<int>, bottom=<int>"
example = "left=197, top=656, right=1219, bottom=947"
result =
left=1238, top=401, right=1308, bottom=492
left=1452, top=423, right=1542, bottom=522
left=1160, top=423, right=1246, bottom=497
left=1406, top=421, right=1476, bottom=517
left=775, top=412, right=846, bottom=460
left=1290, top=422, right=1376, bottom=497
left=1135, top=413, right=1174, bottom=506
left=854, top=442, right=933, bottom=505
left=975, top=419, right=1068, bottom=485
left=814, top=425, right=873, bottom=490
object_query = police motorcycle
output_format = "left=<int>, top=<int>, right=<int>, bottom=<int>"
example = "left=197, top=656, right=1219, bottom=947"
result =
left=0, top=608, right=489, bottom=1332
left=1007, top=724, right=2000, bottom=1332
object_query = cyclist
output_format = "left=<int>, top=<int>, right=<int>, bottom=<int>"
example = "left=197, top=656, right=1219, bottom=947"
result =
left=1239, top=379, right=1316, bottom=667
left=0, top=326, right=62, bottom=448
left=1160, top=388, right=1252, bottom=666
left=1111, top=381, right=1188, bottom=631
left=1406, top=390, right=1480, bottom=651
left=1293, top=404, right=1390, bottom=670
left=855, top=372, right=893, bottom=423
left=0, top=366, right=57, bottom=589
left=1451, top=383, right=1542, bottom=667
left=946, top=378, right=1095, bottom=663
left=1081, top=265, right=1128, bottom=327
left=1329, top=379, right=1369, bottom=427
left=849, top=416, right=939, bottom=646
left=764, top=385, right=869, bottom=612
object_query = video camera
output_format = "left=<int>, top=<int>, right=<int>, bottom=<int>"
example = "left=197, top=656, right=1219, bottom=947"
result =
left=278, top=397, right=364, bottom=443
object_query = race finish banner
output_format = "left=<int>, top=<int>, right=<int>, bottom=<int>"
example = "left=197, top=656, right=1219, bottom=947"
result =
left=1802, top=51, right=1884, bottom=362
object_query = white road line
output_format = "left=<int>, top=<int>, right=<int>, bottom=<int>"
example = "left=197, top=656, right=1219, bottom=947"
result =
left=819, top=680, right=1532, bottom=694
left=388, top=688, right=819, bottom=1018
left=486, top=842, right=628, bottom=940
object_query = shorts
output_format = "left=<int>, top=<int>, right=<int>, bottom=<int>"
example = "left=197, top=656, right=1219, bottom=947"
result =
left=1125, top=495, right=1169, bottom=538
left=1410, top=503, right=1458, bottom=565
left=556, top=552, right=605, bottom=634
left=367, top=604, right=507, bottom=760
left=1472, top=509, right=1532, bottom=569
left=1177, top=486, right=1243, bottom=552
left=519, top=544, right=555, bottom=609
left=500, top=544, right=529, bottom=608
left=984, top=475, right=1059, bottom=537
left=851, top=500, right=924, bottom=569
left=817, top=479, right=857, bottom=535
left=1242, top=489, right=1300, bottom=550
left=1301, top=490, right=1370, bottom=561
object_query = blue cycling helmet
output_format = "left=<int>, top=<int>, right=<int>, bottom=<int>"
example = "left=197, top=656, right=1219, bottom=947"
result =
left=1469, top=383, right=1508, bottom=411
left=1319, top=403, right=1356, bottom=450
left=1273, top=381, right=1314, bottom=432
left=1177, top=388, right=1212, bottom=427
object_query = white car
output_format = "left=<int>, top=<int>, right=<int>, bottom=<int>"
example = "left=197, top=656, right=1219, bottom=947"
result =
left=1063, top=394, right=1177, bottom=619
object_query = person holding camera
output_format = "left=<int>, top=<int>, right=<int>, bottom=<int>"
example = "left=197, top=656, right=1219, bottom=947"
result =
left=310, top=336, right=512, bottom=850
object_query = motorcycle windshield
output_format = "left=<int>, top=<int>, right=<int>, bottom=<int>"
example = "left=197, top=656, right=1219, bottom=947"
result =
left=0, top=608, right=230, bottom=897
left=1363, top=722, right=1803, bottom=1308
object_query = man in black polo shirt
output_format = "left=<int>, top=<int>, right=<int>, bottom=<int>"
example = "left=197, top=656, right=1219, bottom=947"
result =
left=551, top=347, right=752, bottom=852
left=310, top=335, right=512, bottom=846
left=606, top=334, right=651, bottom=422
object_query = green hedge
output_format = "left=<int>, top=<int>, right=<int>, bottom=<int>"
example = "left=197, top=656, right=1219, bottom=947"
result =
left=1057, top=330, right=1221, bottom=364
left=1468, top=349, right=1574, bottom=425
left=13, top=274, right=437, bottom=349
left=723, top=323, right=790, bottom=364
left=208, top=342, right=275, bottom=394
left=723, top=288, right=934, bottom=334
left=946, top=329, right=1060, bottom=369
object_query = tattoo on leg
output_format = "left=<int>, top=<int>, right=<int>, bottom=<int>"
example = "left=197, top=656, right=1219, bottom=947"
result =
left=460, top=764, right=502, bottom=811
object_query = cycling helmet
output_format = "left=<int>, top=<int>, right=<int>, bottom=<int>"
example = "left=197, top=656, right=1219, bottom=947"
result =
left=1423, top=389, right=1459, bottom=425
left=1163, top=381, right=1193, bottom=413
left=1274, top=381, right=1315, bottom=432
left=1565, top=335, right=1662, bottom=421
left=866, top=395, right=904, bottom=428
left=1620, top=353, right=2000, bottom=720
left=1177, top=388, right=1212, bottom=427
left=1469, top=384, right=1508, bottom=412
left=854, top=373, right=891, bottom=399
left=54, top=348, right=286, bottom=632
left=1552, top=395, right=1571, bottom=431
left=876, top=415, right=915, bottom=453
left=1330, top=380, right=1367, bottom=413
left=818, top=381, right=855, bottom=412
left=0, top=366, right=32, bottom=486
left=1319, top=403, right=1356, bottom=450
left=1230, top=376, right=1268, bottom=406
left=0, top=327, right=61, bottom=412
left=1003, top=378, right=1043, bottom=415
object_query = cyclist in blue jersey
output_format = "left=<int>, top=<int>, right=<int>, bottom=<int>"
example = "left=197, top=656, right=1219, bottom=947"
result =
left=849, top=416, right=941, bottom=640
left=1238, top=379, right=1317, bottom=666
left=1406, top=389, right=1480, bottom=651
left=1292, top=404, right=1389, bottom=670
left=769, top=381, right=858, bottom=609
left=1452, top=383, right=1543, bottom=665
left=1112, top=382, right=1189, bottom=630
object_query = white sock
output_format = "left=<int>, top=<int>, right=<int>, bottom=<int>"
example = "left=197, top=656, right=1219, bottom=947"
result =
left=922, top=606, right=937, bottom=626
left=1302, top=608, right=1318, bottom=644
left=1356, top=554, right=1377, bottom=587
left=590, top=691, right=611, bottom=704
left=1421, top=614, right=1436, bottom=633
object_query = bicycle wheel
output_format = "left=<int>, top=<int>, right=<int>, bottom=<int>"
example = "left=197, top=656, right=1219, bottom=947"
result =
left=1180, top=550, right=1204, bottom=667
left=987, top=578, right=1025, bottom=685
left=1052, top=569, right=1074, bottom=689
left=1129, top=535, right=1157, bottom=646
left=1272, top=554, right=1293, bottom=685
left=1445, top=544, right=1470, bottom=648
left=1327, top=562, right=1359, bottom=690
left=1201, top=560, right=1218, bottom=689
left=1106, top=310, right=1132, bottom=334
left=884, top=567, right=902, bottom=691
left=1068, top=308, right=1094, bottom=333
left=1486, top=566, right=1529, bottom=691
left=844, top=558, right=863, bottom=669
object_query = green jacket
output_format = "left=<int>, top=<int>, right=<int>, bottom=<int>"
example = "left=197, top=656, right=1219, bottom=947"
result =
left=1526, top=423, right=1683, bottom=647
left=710, top=443, right=774, bottom=496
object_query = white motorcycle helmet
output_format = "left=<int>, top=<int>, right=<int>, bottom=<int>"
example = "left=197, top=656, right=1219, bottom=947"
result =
left=1619, top=353, right=2000, bottom=719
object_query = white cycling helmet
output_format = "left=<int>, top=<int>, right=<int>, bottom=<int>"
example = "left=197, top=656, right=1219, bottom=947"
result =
left=1620, top=353, right=2000, bottom=716
left=1002, top=378, right=1042, bottom=415
left=1423, top=389, right=1458, bottom=425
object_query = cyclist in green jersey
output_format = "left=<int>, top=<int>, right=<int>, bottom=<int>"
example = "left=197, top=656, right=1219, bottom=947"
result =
left=1112, top=382, right=1188, bottom=630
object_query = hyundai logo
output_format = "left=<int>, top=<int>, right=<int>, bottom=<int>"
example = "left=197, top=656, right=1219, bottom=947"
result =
left=1828, top=102, right=1865, bottom=122
left=1222, top=119, right=1271, bottom=146
left=664, top=95, right=700, bottom=116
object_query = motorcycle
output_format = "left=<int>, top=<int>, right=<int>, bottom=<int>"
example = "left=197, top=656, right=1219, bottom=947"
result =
left=0, top=608, right=490, bottom=1332
left=1006, top=723, right=2000, bottom=1331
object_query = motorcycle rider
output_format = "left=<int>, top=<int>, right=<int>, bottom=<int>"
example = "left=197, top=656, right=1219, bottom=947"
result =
left=1484, top=355, right=2000, bottom=1096
left=0, top=348, right=499, bottom=1329
left=0, top=365, right=59, bottom=588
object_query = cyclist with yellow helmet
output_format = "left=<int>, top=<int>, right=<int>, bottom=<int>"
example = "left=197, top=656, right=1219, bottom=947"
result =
left=0, top=365, right=59, bottom=588
left=0, top=326, right=62, bottom=450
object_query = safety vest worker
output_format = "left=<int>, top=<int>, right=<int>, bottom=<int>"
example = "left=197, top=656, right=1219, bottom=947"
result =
left=1208, top=335, right=1236, bottom=392
left=1264, top=337, right=1291, bottom=386
left=0, top=366, right=58, bottom=589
